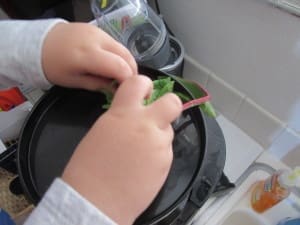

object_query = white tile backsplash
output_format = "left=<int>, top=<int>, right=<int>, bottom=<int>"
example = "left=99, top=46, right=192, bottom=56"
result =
left=158, top=0, right=300, bottom=133
left=268, top=127, right=300, bottom=161
left=157, top=0, right=300, bottom=157
left=183, top=55, right=209, bottom=87
left=234, top=98, right=286, bottom=149
left=183, top=54, right=245, bottom=121
left=181, top=55, right=291, bottom=150
left=282, top=148, right=300, bottom=168
left=206, top=72, right=245, bottom=121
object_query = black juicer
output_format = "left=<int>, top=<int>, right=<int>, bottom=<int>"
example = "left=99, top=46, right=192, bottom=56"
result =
left=0, top=1, right=235, bottom=224
left=91, top=0, right=184, bottom=76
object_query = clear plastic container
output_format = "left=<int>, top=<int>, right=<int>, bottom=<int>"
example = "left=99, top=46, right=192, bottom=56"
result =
left=91, top=0, right=171, bottom=68
left=251, top=167, right=300, bottom=213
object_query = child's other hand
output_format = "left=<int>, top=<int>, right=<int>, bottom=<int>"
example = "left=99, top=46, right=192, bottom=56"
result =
left=62, top=75, right=182, bottom=225
left=42, top=22, right=137, bottom=90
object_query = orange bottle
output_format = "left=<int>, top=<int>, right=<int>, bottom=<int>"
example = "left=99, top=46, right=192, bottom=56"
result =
left=251, top=167, right=300, bottom=213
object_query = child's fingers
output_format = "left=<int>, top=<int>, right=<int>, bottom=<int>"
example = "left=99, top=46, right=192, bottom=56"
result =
left=110, top=75, right=153, bottom=110
left=147, top=93, right=182, bottom=129
left=100, top=35, right=138, bottom=75
left=73, top=74, right=113, bottom=91
left=83, top=48, right=134, bottom=82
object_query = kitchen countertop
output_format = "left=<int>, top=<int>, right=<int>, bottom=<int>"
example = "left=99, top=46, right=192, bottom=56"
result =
left=215, top=115, right=264, bottom=183
left=190, top=114, right=292, bottom=225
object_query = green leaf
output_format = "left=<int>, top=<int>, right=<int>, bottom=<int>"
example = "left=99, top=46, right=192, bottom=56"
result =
left=169, top=75, right=217, bottom=118
left=168, top=74, right=206, bottom=99
left=100, top=76, right=217, bottom=118
left=144, top=77, right=174, bottom=105
left=199, top=102, right=217, bottom=118
left=174, top=91, right=191, bottom=102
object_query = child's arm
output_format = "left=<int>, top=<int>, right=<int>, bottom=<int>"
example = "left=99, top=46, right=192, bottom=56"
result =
left=24, top=76, right=182, bottom=225
left=0, top=19, right=65, bottom=89
left=24, top=178, right=118, bottom=225
left=0, top=20, right=137, bottom=90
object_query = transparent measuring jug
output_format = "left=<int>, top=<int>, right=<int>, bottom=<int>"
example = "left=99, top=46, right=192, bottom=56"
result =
left=91, top=0, right=171, bottom=68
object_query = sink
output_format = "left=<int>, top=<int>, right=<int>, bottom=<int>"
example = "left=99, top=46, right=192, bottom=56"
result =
left=202, top=163, right=300, bottom=225
left=221, top=208, right=268, bottom=225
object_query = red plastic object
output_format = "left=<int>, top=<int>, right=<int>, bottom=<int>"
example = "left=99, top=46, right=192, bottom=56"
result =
left=0, top=87, right=26, bottom=111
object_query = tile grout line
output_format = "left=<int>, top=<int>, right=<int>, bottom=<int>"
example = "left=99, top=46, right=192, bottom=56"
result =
left=231, top=95, right=246, bottom=123
left=183, top=54, right=300, bottom=146
left=184, top=55, right=210, bottom=87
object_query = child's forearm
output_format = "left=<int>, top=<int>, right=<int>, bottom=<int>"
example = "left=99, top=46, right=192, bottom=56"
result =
left=0, top=19, right=66, bottom=89
left=24, top=179, right=117, bottom=225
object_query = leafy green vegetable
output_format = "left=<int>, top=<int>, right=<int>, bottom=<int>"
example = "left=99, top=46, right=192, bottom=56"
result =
left=174, top=92, right=191, bottom=102
left=102, top=90, right=113, bottom=109
left=101, top=80, right=118, bottom=109
left=101, top=77, right=216, bottom=118
left=199, top=101, right=217, bottom=118
left=168, top=75, right=207, bottom=98
left=166, top=75, right=216, bottom=118
left=144, top=77, right=174, bottom=105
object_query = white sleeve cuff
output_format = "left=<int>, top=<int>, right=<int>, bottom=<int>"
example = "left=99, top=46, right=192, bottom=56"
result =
left=24, top=178, right=117, bottom=225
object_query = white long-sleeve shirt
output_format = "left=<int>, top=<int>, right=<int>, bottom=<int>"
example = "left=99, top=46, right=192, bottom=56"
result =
left=0, top=19, right=116, bottom=225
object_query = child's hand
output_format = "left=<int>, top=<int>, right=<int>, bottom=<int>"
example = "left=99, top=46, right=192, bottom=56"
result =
left=62, top=75, right=182, bottom=225
left=42, top=22, right=137, bottom=90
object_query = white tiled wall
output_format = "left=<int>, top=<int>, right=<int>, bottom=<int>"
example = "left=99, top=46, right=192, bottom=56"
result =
left=206, top=71, right=245, bottom=122
left=233, top=98, right=285, bottom=149
left=182, top=55, right=299, bottom=166
left=155, top=0, right=300, bottom=165
left=183, top=55, right=209, bottom=87
left=269, top=128, right=300, bottom=167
